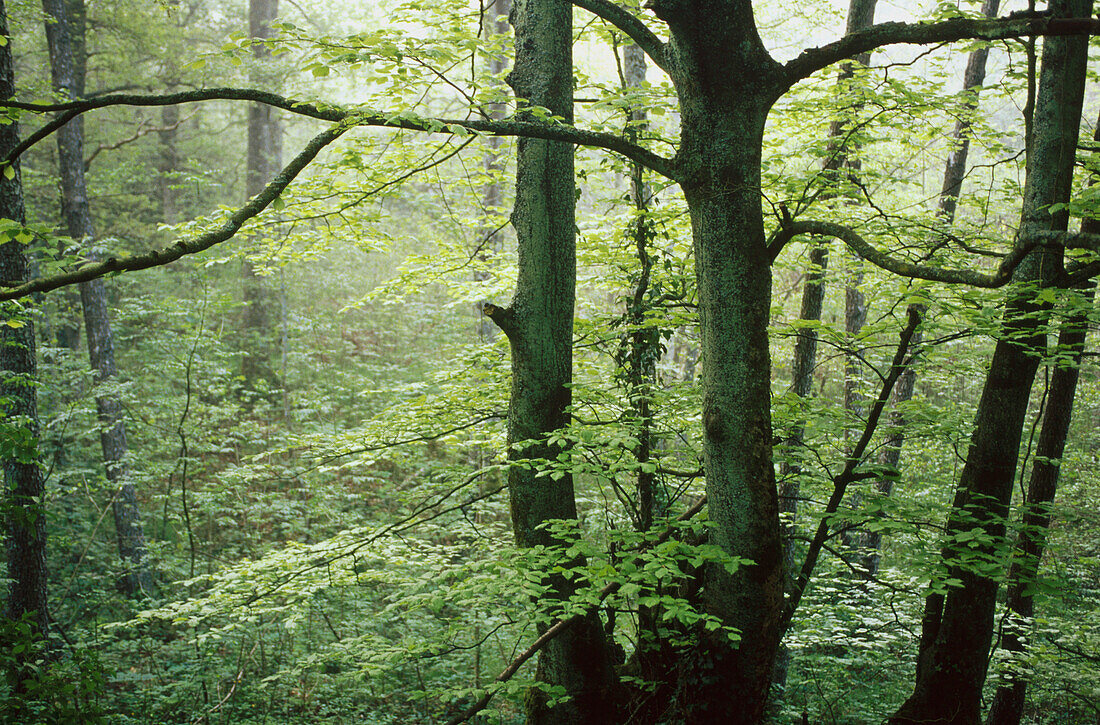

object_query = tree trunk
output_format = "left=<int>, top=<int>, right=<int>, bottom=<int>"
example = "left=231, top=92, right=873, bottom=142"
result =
left=861, top=0, right=1001, bottom=579
left=42, top=0, right=151, bottom=597
left=474, top=0, right=510, bottom=341
left=984, top=113, right=1100, bottom=724
left=1, top=0, right=50, bottom=686
left=241, top=0, right=283, bottom=392
left=984, top=282, right=1092, bottom=725
left=486, top=0, right=618, bottom=721
left=783, top=0, right=875, bottom=580
left=648, top=3, right=786, bottom=720
left=890, top=1, right=1089, bottom=721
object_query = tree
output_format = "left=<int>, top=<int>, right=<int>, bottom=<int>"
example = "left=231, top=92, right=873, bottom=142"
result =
left=858, top=0, right=1002, bottom=579
left=2, top=1, right=1100, bottom=722
left=891, top=0, right=1091, bottom=721
left=241, top=0, right=284, bottom=393
left=483, top=0, right=618, bottom=720
left=1, top=0, right=49, bottom=690
left=41, top=0, right=151, bottom=597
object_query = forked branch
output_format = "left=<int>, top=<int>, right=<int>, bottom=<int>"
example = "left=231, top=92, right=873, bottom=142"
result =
left=571, top=0, right=668, bottom=72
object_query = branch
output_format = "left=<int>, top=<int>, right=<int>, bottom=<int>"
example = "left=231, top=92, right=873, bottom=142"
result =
left=0, top=88, right=679, bottom=180
left=443, top=495, right=708, bottom=725
left=1033, top=228, right=1100, bottom=252
left=481, top=302, right=517, bottom=339
left=0, top=121, right=351, bottom=300
left=84, top=117, right=185, bottom=170
left=0, top=88, right=344, bottom=172
left=770, top=219, right=1027, bottom=287
left=784, top=14, right=1100, bottom=83
left=780, top=307, right=922, bottom=631
left=571, top=0, right=668, bottom=73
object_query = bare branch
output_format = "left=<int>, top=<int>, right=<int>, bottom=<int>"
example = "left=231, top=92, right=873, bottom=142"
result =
left=783, top=14, right=1100, bottom=84
left=781, top=307, right=922, bottom=631
left=0, top=121, right=351, bottom=300
left=0, top=88, right=679, bottom=180
left=770, top=219, right=1029, bottom=287
left=84, top=117, right=186, bottom=170
left=571, top=0, right=668, bottom=73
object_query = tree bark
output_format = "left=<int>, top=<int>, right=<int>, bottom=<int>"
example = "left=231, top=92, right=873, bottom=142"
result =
left=42, top=0, right=151, bottom=597
left=891, top=1, right=1089, bottom=721
left=1, top=0, right=50, bottom=685
left=861, top=0, right=1001, bottom=580
left=241, top=0, right=283, bottom=392
left=646, top=2, right=787, bottom=720
left=983, top=282, right=1092, bottom=725
left=487, top=0, right=619, bottom=720
left=983, top=113, right=1100, bottom=725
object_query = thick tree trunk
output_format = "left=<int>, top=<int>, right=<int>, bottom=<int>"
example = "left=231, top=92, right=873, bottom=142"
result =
left=42, top=0, right=151, bottom=597
left=241, top=0, right=283, bottom=391
left=486, top=0, right=618, bottom=721
left=647, top=3, right=787, bottom=720
left=891, top=1, right=1089, bottom=721
left=1, top=0, right=50, bottom=684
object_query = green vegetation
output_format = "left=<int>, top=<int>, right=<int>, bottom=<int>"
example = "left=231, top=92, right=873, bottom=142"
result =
left=1, top=0, right=1099, bottom=722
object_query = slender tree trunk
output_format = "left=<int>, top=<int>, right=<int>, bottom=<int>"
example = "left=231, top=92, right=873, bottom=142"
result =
left=159, top=103, right=180, bottom=224
left=617, top=38, right=679, bottom=716
left=42, top=0, right=151, bottom=597
left=983, top=113, right=1100, bottom=725
left=474, top=0, right=510, bottom=341
left=782, top=0, right=876, bottom=572
left=241, top=0, right=282, bottom=391
left=485, top=0, right=618, bottom=720
left=1, top=0, right=49, bottom=688
left=891, top=1, right=1089, bottom=721
left=861, top=0, right=1001, bottom=579
left=776, top=0, right=875, bottom=698
left=984, top=283, right=1092, bottom=725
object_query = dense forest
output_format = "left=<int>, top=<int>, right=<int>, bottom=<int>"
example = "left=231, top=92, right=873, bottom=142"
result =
left=0, top=0, right=1098, bottom=722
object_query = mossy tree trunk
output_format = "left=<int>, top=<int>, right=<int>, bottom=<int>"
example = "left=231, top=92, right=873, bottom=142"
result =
left=485, top=0, right=619, bottom=720
left=1, top=0, right=49, bottom=691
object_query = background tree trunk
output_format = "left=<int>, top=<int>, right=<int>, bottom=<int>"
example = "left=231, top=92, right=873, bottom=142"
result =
left=241, top=0, right=283, bottom=392
left=42, top=0, right=151, bottom=597
left=474, top=0, right=510, bottom=341
left=861, top=0, right=1001, bottom=579
left=891, top=1, right=1089, bottom=721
